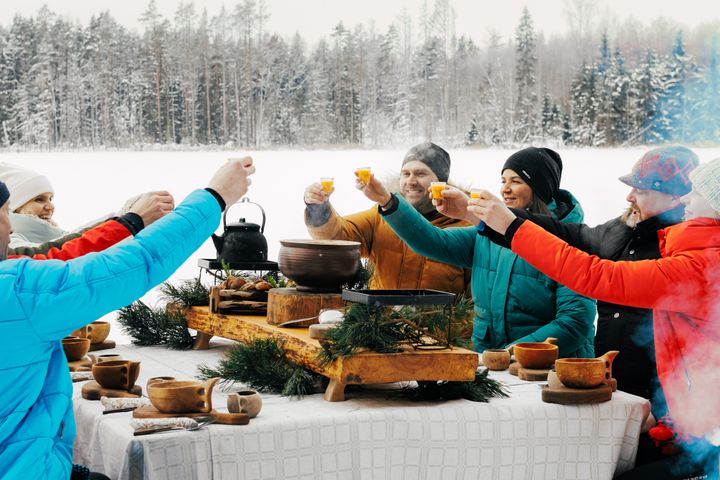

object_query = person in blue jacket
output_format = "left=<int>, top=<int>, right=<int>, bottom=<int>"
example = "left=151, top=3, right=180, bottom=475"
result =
left=0, top=158, right=255, bottom=480
left=356, top=147, right=596, bottom=358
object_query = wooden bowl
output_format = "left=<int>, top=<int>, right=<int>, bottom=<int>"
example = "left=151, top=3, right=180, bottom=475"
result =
left=62, top=338, right=91, bottom=361
left=87, top=321, right=111, bottom=344
left=147, top=378, right=219, bottom=414
left=279, top=239, right=361, bottom=292
left=555, top=359, right=606, bottom=388
left=513, top=342, right=558, bottom=369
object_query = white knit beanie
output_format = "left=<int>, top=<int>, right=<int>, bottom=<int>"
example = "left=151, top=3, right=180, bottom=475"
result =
left=0, top=163, right=55, bottom=212
left=689, top=158, right=720, bottom=213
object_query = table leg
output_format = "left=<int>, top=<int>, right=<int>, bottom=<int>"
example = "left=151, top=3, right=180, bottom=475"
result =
left=323, top=379, right=346, bottom=402
left=193, top=331, right=213, bottom=350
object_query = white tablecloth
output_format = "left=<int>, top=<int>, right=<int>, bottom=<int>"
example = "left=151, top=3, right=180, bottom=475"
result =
left=73, top=341, right=650, bottom=480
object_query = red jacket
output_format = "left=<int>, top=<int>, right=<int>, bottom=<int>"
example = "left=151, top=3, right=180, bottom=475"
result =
left=8, top=220, right=132, bottom=261
left=511, top=218, right=720, bottom=438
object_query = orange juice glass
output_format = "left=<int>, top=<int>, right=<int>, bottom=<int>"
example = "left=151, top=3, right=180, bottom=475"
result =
left=321, top=177, right=334, bottom=193
left=355, top=167, right=371, bottom=183
left=470, top=188, right=482, bottom=199
left=430, top=181, right=447, bottom=199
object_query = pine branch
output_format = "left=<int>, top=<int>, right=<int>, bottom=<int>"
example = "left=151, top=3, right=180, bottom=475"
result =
left=401, top=369, right=509, bottom=402
left=158, top=278, right=210, bottom=307
left=117, top=300, right=193, bottom=349
left=197, top=338, right=322, bottom=398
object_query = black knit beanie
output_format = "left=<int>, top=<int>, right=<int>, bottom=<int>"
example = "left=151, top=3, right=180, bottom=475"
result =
left=501, top=147, right=563, bottom=204
left=402, top=142, right=451, bottom=182
left=0, top=181, right=9, bottom=208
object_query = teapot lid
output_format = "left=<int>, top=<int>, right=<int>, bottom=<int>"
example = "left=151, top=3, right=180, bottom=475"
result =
left=226, top=218, right=262, bottom=232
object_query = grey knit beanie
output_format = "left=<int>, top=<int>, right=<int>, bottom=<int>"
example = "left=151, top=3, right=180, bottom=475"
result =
left=688, top=158, right=720, bottom=212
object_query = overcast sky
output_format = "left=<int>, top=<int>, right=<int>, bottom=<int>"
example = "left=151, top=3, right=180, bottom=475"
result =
left=4, top=0, right=720, bottom=44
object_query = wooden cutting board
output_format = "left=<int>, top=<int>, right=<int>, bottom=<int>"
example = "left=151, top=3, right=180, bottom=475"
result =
left=81, top=381, right=142, bottom=400
left=509, top=361, right=519, bottom=376
left=541, top=384, right=613, bottom=405
left=133, top=405, right=218, bottom=419
left=214, top=412, right=250, bottom=425
left=518, top=367, right=550, bottom=381
left=89, top=340, right=116, bottom=352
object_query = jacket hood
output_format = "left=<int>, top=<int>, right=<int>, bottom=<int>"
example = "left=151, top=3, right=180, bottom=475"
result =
left=548, top=189, right=584, bottom=224
left=659, top=218, right=720, bottom=257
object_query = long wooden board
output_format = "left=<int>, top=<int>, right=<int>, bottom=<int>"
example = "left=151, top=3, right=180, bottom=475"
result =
left=185, top=307, right=478, bottom=401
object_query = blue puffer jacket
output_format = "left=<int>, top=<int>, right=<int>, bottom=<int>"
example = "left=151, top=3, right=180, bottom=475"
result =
left=381, top=191, right=595, bottom=358
left=0, top=189, right=220, bottom=479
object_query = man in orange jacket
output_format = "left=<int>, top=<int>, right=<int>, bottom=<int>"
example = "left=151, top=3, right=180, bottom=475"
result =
left=303, top=142, right=470, bottom=295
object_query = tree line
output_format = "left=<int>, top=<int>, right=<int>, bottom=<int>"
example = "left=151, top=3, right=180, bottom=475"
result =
left=0, top=0, right=718, bottom=149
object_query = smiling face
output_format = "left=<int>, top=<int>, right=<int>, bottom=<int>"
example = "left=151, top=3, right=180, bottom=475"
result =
left=0, top=201, right=11, bottom=261
left=681, top=188, right=719, bottom=220
left=500, top=169, right=534, bottom=209
left=625, top=188, right=680, bottom=222
left=15, top=192, right=55, bottom=220
left=399, top=160, right=438, bottom=213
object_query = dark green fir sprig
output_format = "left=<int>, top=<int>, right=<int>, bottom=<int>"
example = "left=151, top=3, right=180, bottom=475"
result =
left=117, top=301, right=194, bottom=349
left=401, top=369, right=509, bottom=403
left=158, top=278, right=210, bottom=308
left=197, top=338, right=324, bottom=398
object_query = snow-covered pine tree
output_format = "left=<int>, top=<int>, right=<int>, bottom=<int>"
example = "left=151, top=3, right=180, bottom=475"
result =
left=514, top=7, right=538, bottom=143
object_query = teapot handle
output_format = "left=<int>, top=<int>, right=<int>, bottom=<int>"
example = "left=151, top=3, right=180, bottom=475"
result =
left=223, top=197, right=267, bottom=233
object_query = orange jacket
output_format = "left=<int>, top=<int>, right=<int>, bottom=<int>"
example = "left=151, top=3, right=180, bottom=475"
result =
left=8, top=220, right=132, bottom=261
left=306, top=204, right=470, bottom=295
left=510, top=218, right=720, bottom=438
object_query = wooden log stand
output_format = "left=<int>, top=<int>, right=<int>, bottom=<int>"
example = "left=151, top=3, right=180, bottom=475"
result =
left=266, top=288, right=345, bottom=326
left=185, top=306, right=478, bottom=402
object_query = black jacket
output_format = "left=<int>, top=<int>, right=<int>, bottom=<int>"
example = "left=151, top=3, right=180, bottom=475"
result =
left=499, top=205, right=685, bottom=411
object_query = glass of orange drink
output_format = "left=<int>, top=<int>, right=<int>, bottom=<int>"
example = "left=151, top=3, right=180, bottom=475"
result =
left=355, top=167, right=371, bottom=184
left=321, top=177, right=334, bottom=193
left=470, top=188, right=482, bottom=199
left=430, top=181, right=447, bottom=199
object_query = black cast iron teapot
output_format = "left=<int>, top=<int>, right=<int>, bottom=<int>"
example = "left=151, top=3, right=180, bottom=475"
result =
left=211, top=198, right=268, bottom=263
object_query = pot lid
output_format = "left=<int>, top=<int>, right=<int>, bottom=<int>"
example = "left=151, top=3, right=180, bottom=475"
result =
left=279, top=239, right=360, bottom=249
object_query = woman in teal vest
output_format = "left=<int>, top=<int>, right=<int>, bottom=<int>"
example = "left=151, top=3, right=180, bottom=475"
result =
left=360, top=147, right=595, bottom=357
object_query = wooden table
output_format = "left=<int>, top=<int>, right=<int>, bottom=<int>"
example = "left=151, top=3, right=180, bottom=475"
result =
left=185, top=307, right=478, bottom=401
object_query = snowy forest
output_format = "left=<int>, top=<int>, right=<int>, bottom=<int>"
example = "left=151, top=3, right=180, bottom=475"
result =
left=0, top=0, right=719, bottom=149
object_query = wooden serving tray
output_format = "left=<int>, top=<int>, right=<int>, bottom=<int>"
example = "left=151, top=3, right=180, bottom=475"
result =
left=518, top=367, right=551, bottom=381
left=541, top=384, right=613, bottom=405
left=185, top=307, right=478, bottom=402
left=133, top=406, right=249, bottom=425
left=81, top=381, right=142, bottom=400
left=68, top=356, right=94, bottom=372
left=89, top=340, right=117, bottom=352
left=133, top=405, right=218, bottom=418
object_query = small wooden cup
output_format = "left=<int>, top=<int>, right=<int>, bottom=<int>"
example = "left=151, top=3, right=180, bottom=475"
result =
left=62, top=338, right=91, bottom=361
left=87, top=321, right=111, bottom=344
left=482, top=349, right=511, bottom=371
left=92, top=360, right=140, bottom=391
left=227, top=390, right=263, bottom=418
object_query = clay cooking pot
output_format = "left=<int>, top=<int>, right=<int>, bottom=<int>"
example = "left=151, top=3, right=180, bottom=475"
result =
left=148, top=378, right=219, bottom=414
left=555, top=351, right=619, bottom=389
left=92, top=360, right=141, bottom=390
left=512, top=337, right=558, bottom=369
left=278, top=239, right=361, bottom=292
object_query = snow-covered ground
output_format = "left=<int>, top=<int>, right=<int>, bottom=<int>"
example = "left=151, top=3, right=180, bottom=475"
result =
left=4, top=147, right=719, bottom=343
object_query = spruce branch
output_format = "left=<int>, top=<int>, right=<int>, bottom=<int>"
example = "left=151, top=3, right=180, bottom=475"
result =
left=401, top=369, right=509, bottom=402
